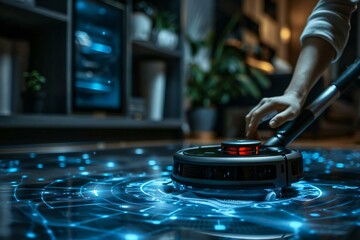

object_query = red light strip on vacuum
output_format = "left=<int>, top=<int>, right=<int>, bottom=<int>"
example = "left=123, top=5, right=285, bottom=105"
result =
left=222, top=146, right=259, bottom=156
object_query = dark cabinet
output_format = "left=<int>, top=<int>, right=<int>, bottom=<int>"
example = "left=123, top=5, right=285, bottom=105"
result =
left=0, top=0, right=184, bottom=132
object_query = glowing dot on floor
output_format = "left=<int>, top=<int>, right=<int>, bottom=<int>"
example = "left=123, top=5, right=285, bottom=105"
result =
left=125, top=234, right=138, bottom=240
left=214, top=224, right=226, bottom=231
left=336, top=163, right=345, bottom=168
left=152, top=166, right=160, bottom=170
left=148, top=160, right=156, bottom=166
left=26, top=232, right=36, bottom=238
left=134, top=148, right=144, bottom=155
left=289, top=221, right=302, bottom=229
left=310, top=213, right=320, bottom=217
left=106, top=162, right=115, bottom=168
left=8, top=167, right=18, bottom=173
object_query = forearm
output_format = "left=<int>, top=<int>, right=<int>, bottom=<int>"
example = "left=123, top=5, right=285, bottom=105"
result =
left=284, top=37, right=335, bottom=106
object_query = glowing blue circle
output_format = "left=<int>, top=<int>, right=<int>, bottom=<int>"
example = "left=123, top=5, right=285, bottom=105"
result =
left=134, top=148, right=144, bottom=155
left=125, top=234, right=138, bottom=240
left=26, top=232, right=36, bottom=238
left=148, top=160, right=156, bottom=166
left=214, top=224, right=226, bottom=231
left=336, top=163, right=345, bottom=168
left=289, top=221, right=302, bottom=229
left=107, top=162, right=115, bottom=168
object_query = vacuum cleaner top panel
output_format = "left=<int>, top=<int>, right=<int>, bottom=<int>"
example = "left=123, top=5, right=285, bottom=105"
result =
left=176, top=145, right=300, bottom=164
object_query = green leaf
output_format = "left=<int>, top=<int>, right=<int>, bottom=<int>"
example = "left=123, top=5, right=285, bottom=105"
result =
left=235, top=73, right=261, bottom=99
left=250, top=68, right=271, bottom=89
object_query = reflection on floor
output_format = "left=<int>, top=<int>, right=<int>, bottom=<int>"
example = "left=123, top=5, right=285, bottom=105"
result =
left=0, top=141, right=359, bottom=240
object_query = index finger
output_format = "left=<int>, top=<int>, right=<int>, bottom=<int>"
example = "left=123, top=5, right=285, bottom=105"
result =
left=246, top=103, right=282, bottom=139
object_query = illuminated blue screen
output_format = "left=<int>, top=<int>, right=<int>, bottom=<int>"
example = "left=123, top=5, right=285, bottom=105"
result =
left=73, top=0, right=124, bottom=112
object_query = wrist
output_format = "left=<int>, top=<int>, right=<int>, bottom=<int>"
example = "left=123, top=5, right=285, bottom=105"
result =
left=284, top=89, right=308, bottom=105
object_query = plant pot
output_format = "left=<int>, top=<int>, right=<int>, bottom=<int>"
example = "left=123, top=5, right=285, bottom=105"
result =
left=22, top=91, right=46, bottom=113
left=155, top=29, right=178, bottom=49
left=188, top=107, right=217, bottom=139
left=131, top=12, right=152, bottom=41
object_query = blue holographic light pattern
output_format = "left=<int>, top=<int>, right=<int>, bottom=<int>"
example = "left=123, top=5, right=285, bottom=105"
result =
left=0, top=145, right=359, bottom=240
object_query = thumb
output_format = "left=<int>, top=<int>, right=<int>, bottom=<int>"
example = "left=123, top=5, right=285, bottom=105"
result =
left=269, top=109, right=296, bottom=128
left=269, top=118, right=281, bottom=128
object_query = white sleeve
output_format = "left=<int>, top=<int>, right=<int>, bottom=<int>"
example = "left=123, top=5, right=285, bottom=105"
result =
left=300, top=0, right=358, bottom=62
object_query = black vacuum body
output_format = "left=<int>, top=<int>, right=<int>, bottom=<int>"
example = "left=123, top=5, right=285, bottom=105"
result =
left=172, top=58, right=360, bottom=194
left=172, top=140, right=303, bottom=190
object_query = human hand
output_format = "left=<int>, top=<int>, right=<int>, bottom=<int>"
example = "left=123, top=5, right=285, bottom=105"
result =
left=245, top=92, right=304, bottom=139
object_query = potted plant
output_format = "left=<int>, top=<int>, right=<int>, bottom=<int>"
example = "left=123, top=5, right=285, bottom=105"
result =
left=153, top=11, right=178, bottom=49
left=22, top=70, right=46, bottom=113
left=186, top=15, right=270, bottom=138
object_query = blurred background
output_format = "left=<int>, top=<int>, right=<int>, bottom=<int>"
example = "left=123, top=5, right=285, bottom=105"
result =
left=0, top=0, right=359, bottom=145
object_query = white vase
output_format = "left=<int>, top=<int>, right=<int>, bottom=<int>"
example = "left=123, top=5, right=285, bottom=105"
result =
left=139, top=61, right=166, bottom=121
left=156, top=29, right=178, bottom=49
left=131, top=12, right=152, bottom=41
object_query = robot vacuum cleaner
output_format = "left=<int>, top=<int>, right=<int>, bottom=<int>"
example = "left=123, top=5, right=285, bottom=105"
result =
left=172, top=58, right=360, bottom=201
left=172, top=140, right=303, bottom=201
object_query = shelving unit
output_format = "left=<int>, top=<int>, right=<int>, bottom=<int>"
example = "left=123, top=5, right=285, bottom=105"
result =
left=0, top=0, right=68, bottom=23
left=0, top=0, right=185, bottom=143
left=129, top=0, right=184, bottom=122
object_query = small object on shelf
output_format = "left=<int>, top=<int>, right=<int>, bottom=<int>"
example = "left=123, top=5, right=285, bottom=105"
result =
left=131, top=12, right=152, bottom=41
left=22, top=70, right=46, bottom=114
left=128, top=97, right=146, bottom=120
left=156, top=29, right=178, bottom=50
left=153, top=11, right=178, bottom=49
left=140, top=61, right=166, bottom=121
